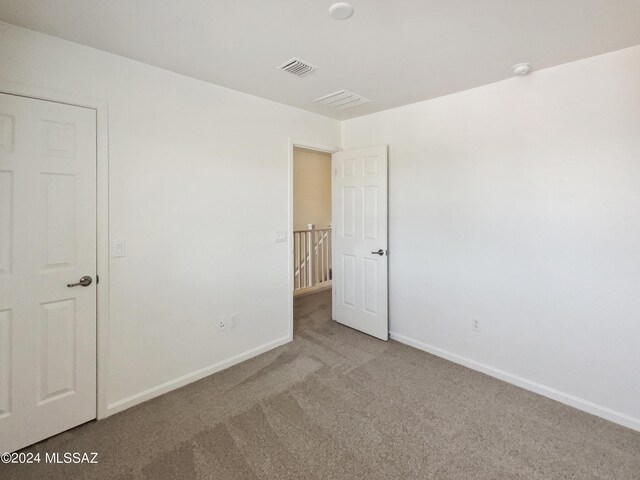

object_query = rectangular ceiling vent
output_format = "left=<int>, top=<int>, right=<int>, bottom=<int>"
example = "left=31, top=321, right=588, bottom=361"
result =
left=278, top=57, right=316, bottom=77
left=313, top=90, right=370, bottom=110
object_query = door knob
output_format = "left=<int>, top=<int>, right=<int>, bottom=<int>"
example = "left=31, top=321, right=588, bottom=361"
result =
left=371, top=249, right=385, bottom=256
left=67, top=276, right=93, bottom=288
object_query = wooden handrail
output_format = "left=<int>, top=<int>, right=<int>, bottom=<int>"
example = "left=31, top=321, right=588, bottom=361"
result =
left=293, top=227, right=331, bottom=233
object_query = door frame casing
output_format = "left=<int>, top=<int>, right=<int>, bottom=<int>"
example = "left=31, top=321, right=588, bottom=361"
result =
left=287, top=139, right=339, bottom=340
left=0, top=79, right=110, bottom=420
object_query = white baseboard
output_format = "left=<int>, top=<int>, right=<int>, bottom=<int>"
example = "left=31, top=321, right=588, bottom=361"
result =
left=106, top=335, right=292, bottom=416
left=390, top=331, right=640, bottom=432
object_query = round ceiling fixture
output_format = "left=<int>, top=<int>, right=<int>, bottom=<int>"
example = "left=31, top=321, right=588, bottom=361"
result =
left=512, top=63, right=532, bottom=76
left=329, top=2, right=355, bottom=20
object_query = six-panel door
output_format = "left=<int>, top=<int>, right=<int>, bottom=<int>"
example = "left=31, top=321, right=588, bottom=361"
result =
left=0, top=93, right=97, bottom=453
left=332, top=145, right=388, bottom=340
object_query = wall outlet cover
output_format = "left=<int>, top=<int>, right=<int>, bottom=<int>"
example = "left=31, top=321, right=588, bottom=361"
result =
left=113, top=240, right=126, bottom=257
left=472, top=318, right=481, bottom=332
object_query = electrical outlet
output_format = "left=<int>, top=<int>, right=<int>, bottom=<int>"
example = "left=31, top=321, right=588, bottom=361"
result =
left=217, top=315, right=227, bottom=331
left=472, top=317, right=481, bottom=333
left=229, top=312, right=238, bottom=329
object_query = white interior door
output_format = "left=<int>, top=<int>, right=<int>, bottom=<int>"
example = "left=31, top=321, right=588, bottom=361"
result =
left=332, top=145, right=388, bottom=340
left=0, top=93, right=97, bottom=453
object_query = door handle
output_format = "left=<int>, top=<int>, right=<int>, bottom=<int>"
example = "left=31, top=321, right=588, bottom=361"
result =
left=371, top=249, right=386, bottom=256
left=67, top=275, right=93, bottom=288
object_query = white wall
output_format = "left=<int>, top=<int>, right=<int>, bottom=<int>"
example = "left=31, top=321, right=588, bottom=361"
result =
left=293, top=147, right=332, bottom=230
left=3, top=18, right=639, bottom=431
left=0, top=21, right=340, bottom=412
left=342, top=45, right=640, bottom=429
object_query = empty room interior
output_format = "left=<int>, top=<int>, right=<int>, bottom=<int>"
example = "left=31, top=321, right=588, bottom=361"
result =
left=1, top=1, right=640, bottom=478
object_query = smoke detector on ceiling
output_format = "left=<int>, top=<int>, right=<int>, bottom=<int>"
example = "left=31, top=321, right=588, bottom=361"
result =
left=512, top=63, right=532, bottom=76
left=314, top=90, right=370, bottom=110
left=329, top=3, right=355, bottom=20
left=278, top=57, right=317, bottom=77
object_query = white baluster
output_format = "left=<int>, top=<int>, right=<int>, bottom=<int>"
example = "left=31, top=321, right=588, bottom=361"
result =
left=319, top=230, right=324, bottom=283
left=307, top=227, right=313, bottom=288
left=293, top=228, right=332, bottom=293
left=293, top=232, right=300, bottom=290
left=325, top=230, right=329, bottom=283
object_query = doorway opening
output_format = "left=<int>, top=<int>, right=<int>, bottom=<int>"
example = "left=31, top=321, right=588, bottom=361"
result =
left=292, top=146, right=333, bottom=296
left=287, top=142, right=389, bottom=342
left=288, top=141, right=338, bottom=339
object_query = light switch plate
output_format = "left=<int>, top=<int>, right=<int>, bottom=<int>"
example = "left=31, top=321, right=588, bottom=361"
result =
left=275, top=231, right=288, bottom=243
left=113, top=240, right=126, bottom=258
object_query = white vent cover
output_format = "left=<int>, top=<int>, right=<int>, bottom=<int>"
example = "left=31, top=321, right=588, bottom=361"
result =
left=313, top=90, right=370, bottom=110
left=278, top=57, right=316, bottom=77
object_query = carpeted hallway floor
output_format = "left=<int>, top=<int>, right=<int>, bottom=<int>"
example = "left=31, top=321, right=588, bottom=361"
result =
left=3, top=289, right=640, bottom=479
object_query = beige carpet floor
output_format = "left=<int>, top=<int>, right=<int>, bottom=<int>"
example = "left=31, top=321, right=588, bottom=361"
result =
left=3, top=289, right=640, bottom=479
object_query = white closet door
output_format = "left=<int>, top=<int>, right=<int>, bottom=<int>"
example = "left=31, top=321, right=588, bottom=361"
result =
left=0, top=92, right=97, bottom=453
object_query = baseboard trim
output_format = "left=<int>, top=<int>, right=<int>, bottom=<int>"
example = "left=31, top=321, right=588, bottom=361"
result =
left=293, top=282, right=332, bottom=297
left=106, top=335, right=292, bottom=416
left=389, top=331, right=640, bottom=432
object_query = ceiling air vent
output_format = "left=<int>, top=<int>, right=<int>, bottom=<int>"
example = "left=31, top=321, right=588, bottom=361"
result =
left=313, top=90, right=370, bottom=110
left=278, top=57, right=316, bottom=77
